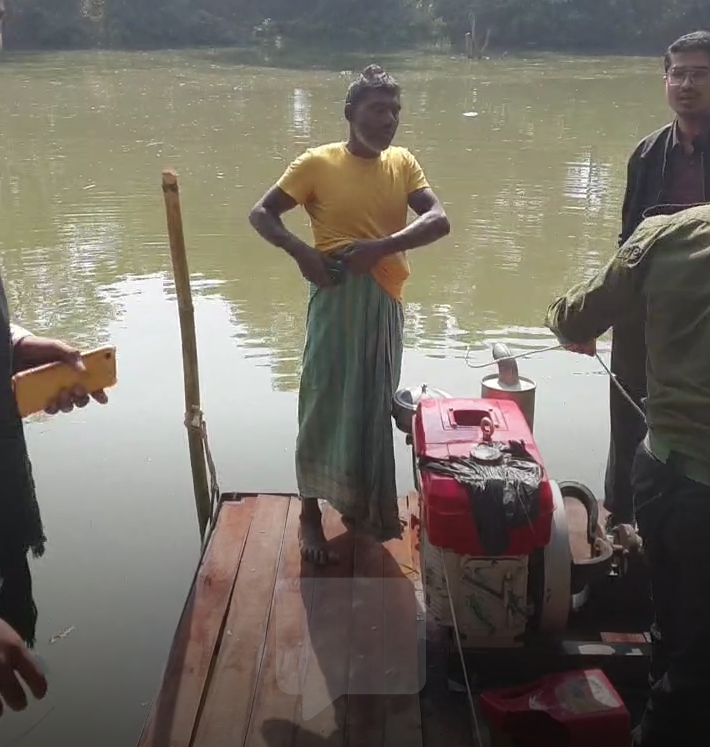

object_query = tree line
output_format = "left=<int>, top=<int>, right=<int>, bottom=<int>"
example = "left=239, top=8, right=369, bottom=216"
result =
left=2, top=0, right=710, bottom=54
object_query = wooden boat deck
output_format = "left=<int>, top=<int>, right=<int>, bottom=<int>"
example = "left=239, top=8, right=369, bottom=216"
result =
left=136, top=492, right=473, bottom=747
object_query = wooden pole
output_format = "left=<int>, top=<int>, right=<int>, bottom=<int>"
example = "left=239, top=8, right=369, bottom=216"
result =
left=161, top=169, right=211, bottom=537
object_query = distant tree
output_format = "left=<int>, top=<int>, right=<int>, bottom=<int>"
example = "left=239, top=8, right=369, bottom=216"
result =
left=2, top=0, right=710, bottom=54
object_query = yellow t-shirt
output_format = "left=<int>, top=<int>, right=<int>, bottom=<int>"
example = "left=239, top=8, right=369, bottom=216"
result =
left=276, top=142, right=430, bottom=301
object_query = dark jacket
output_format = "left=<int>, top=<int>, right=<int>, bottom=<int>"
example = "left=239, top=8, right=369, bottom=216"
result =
left=612, top=122, right=710, bottom=389
left=0, top=272, right=45, bottom=562
left=619, top=122, right=710, bottom=247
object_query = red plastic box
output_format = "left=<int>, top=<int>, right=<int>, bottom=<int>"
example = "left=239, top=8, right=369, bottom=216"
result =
left=413, top=398, right=553, bottom=557
left=479, top=669, right=631, bottom=747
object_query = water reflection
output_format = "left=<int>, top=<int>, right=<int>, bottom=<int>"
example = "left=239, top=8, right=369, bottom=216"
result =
left=289, top=87, right=312, bottom=140
left=0, top=52, right=671, bottom=378
left=564, top=149, right=613, bottom=214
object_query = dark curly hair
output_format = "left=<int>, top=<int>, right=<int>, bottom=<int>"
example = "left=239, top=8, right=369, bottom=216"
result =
left=345, top=64, right=400, bottom=108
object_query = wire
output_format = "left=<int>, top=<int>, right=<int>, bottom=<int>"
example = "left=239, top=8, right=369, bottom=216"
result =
left=465, top=341, right=647, bottom=425
left=594, top=352, right=647, bottom=423
left=465, top=343, right=561, bottom=369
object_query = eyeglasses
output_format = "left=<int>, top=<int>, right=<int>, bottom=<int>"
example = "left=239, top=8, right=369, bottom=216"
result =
left=667, top=67, right=710, bottom=86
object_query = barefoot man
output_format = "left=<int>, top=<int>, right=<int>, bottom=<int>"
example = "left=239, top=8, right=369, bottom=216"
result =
left=249, top=65, right=450, bottom=564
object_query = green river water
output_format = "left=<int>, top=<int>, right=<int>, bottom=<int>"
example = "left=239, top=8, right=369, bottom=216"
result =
left=0, top=48, right=667, bottom=746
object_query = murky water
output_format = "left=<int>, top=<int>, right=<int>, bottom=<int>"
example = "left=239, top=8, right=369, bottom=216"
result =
left=0, top=48, right=667, bottom=745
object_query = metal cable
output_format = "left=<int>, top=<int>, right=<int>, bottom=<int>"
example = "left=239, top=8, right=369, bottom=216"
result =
left=465, top=343, right=561, bottom=369
left=594, top=352, right=647, bottom=423
left=466, top=341, right=648, bottom=424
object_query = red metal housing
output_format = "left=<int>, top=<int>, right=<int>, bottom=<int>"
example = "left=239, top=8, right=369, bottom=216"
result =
left=479, top=669, right=631, bottom=747
left=413, top=398, right=554, bottom=557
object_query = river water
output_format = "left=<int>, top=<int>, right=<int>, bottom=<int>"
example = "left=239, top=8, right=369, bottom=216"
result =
left=0, top=48, right=667, bottom=745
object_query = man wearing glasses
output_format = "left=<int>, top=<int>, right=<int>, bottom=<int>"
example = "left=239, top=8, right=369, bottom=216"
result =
left=603, top=31, right=710, bottom=533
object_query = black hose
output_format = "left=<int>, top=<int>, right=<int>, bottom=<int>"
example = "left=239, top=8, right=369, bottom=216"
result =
left=557, top=480, right=599, bottom=548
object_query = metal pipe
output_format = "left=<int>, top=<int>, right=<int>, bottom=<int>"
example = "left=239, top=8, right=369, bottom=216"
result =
left=480, top=341, right=538, bottom=431
left=492, top=342, right=520, bottom=386
left=465, top=342, right=560, bottom=370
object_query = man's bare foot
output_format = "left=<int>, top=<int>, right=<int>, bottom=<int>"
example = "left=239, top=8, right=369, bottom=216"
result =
left=299, top=500, right=338, bottom=565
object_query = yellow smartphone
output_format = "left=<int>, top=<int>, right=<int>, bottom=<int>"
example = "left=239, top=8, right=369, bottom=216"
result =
left=12, top=346, right=117, bottom=418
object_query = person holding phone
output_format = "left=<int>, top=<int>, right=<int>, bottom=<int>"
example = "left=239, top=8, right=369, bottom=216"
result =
left=0, top=268, right=108, bottom=715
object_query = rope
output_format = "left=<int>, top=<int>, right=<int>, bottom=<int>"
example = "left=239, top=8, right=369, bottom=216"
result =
left=184, top=405, right=222, bottom=533
left=440, top=548, right=485, bottom=747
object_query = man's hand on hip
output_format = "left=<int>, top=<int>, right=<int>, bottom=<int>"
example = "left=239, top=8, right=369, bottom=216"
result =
left=292, top=245, right=334, bottom=288
left=337, top=240, right=387, bottom=274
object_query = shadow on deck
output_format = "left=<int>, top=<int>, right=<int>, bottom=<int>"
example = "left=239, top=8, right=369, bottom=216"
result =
left=136, top=493, right=474, bottom=747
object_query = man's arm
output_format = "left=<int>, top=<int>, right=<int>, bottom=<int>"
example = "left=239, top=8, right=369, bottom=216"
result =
left=248, top=185, right=333, bottom=288
left=10, top=324, right=32, bottom=348
left=545, top=239, right=652, bottom=345
left=336, top=187, right=450, bottom=276
left=249, top=148, right=320, bottom=260
left=10, top=324, right=32, bottom=375
left=248, top=186, right=311, bottom=260
left=377, top=188, right=450, bottom=256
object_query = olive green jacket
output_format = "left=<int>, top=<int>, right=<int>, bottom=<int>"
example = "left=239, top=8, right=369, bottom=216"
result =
left=545, top=204, right=710, bottom=470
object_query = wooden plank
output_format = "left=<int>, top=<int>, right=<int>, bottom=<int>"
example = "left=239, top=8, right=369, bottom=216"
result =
left=192, top=496, right=291, bottom=747
left=243, top=498, right=314, bottom=747
left=382, top=496, right=424, bottom=747
left=345, top=532, right=386, bottom=747
left=292, top=503, right=356, bottom=746
left=138, top=498, right=257, bottom=747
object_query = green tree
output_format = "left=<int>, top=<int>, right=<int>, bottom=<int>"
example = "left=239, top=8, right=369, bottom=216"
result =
left=3, top=0, right=710, bottom=55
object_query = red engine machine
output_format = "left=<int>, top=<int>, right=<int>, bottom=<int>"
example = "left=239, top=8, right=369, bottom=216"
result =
left=394, top=343, right=648, bottom=654
left=412, top=396, right=575, bottom=648
left=395, top=345, right=649, bottom=746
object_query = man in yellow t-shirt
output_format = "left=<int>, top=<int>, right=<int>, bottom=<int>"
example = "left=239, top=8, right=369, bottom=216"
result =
left=249, top=65, right=449, bottom=564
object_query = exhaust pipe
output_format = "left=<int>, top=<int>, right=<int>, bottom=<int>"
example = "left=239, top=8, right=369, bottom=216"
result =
left=480, top=342, right=537, bottom=431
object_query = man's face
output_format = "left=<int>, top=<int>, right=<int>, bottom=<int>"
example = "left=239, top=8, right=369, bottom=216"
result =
left=349, top=90, right=401, bottom=154
left=665, top=51, right=710, bottom=119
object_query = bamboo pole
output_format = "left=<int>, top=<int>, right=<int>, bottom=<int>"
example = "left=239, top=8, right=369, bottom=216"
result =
left=161, top=169, right=211, bottom=537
